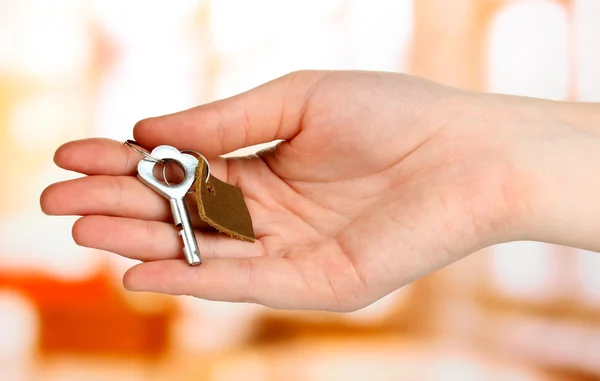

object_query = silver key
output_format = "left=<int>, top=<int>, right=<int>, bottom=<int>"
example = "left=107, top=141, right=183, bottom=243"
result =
left=137, top=145, right=202, bottom=265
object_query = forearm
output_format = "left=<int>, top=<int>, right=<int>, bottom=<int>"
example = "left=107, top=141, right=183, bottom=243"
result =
left=519, top=100, right=600, bottom=252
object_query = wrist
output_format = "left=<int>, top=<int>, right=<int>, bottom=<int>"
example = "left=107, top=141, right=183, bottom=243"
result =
left=545, top=100, right=600, bottom=136
left=515, top=99, right=600, bottom=252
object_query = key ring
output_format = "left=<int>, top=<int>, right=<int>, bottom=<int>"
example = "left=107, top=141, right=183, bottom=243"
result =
left=124, top=140, right=166, bottom=164
left=162, top=150, right=211, bottom=187
left=181, top=150, right=211, bottom=182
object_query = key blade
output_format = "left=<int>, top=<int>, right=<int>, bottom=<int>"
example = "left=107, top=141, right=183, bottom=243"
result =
left=172, top=197, right=202, bottom=265
left=170, top=198, right=183, bottom=226
left=180, top=229, right=202, bottom=265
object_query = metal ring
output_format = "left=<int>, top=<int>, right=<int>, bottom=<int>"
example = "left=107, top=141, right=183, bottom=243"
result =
left=124, top=140, right=165, bottom=164
left=159, top=161, right=193, bottom=192
left=161, top=151, right=210, bottom=188
left=160, top=161, right=171, bottom=186
left=181, top=150, right=211, bottom=182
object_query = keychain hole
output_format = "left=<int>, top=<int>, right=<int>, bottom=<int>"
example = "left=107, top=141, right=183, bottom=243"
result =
left=153, top=160, right=186, bottom=186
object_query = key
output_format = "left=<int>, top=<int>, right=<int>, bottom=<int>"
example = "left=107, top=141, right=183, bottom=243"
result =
left=136, top=145, right=202, bottom=265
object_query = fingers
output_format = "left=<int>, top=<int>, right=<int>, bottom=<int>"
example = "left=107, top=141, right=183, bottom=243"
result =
left=133, top=70, right=330, bottom=157
left=41, top=175, right=171, bottom=221
left=123, top=257, right=313, bottom=308
left=54, top=138, right=141, bottom=176
left=73, top=215, right=263, bottom=261
left=53, top=137, right=228, bottom=178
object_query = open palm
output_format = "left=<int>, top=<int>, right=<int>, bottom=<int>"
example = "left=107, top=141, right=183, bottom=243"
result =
left=41, top=70, right=529, bottom=311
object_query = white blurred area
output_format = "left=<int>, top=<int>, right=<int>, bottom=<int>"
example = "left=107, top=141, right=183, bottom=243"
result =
left=0, top=292, right=38, bottom=381
left=0, top=0, right=599, bottom=380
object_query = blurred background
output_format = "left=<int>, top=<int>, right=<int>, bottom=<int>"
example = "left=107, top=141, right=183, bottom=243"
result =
left=1, top=0, right=599, bottom=380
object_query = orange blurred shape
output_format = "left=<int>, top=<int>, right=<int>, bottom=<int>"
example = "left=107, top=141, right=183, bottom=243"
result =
left=0, top=270, right=176, bottom=358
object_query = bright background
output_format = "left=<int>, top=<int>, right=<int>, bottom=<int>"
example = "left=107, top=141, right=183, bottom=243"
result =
left=1, top=0, right=600, bottom=380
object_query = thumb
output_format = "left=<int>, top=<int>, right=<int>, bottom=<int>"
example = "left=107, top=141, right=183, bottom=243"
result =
left=133, top=70, right=328, bottom=157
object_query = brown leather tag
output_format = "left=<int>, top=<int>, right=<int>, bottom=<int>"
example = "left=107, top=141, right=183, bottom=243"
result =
left=194, top=161, right=255, bottom=242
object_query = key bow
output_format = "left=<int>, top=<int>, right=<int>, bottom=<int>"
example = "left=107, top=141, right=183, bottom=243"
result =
left=137, top=145, right=199, bottom=197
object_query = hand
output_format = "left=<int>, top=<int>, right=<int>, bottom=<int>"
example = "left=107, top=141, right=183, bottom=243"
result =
left=40, top=70, right=600, bottom=311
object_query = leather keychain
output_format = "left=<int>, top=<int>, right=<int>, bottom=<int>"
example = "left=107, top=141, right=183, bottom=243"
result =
left=194, top=159, right=255, bottom=242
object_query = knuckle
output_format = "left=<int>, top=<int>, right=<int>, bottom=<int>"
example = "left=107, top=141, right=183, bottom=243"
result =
left=234, top=258, right=259, bottom=304
left=108, top=176, right=124, bottom=209
left=142, top=220, right=158, bottom=255
left=206, top=105, right=228, bottom=154
left=201, top=235, right=217, bottom=258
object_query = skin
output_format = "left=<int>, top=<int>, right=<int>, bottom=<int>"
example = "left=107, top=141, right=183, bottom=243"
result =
left=40, top=70, right=600, bottom=312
